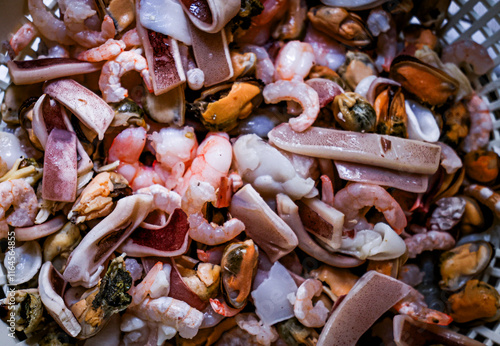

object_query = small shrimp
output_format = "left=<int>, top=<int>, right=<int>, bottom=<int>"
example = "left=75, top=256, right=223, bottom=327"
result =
left=28, top=0, right=73, bottom=45
left=461, top=94, right=493, bottom=153
left=99, top=50, right=153, bottom=103
left=9, top=23, right=38, bottom=55
left=131, top=296, right=203, bottom=339
left=333, top=182, right=407, bottom=233
left=175, top=132, right=233, bottom=196
left=442, top=40, right=495, bottom=75
left=76, top=39, right=126, bottom=62
left=235, top=313, right=279, bottom=346
left=130, top=262, right=171, bottom=306
left=188, top=212, right=245, bottom=246
left=149, top=127, right=198, bottom=190
left=404, top=230, right=456, bottom=258
left=136, top=184, right=182, bottom=215
left=242, top=45, right=275, bottom=84
left=274, top=41, right=315, bottom=81
left=290, top=279, right=329, bottom=328
left=122, top=28, right=141, bottom=48
left=320, top=174, right=334, bottom=206
left=394, top=288, right=453, bottom=326
left=263, top=78, right=320, bottom=132
left=304, top=25, right=346, bottom=72
left=0, top=179, right=38, bottom=238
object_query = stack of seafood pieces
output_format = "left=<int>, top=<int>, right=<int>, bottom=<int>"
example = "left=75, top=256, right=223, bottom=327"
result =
left=0, top=0, right=498, bottom=344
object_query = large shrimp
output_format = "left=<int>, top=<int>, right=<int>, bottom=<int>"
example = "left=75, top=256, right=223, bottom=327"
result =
left=263, top=78, right=320, bottom=132
left=188, top=212, right=245, bottom=246
left=442, top=39, right=495, bottom=75
left=28, top=0, right=74, bottom=45
left=129, top=262, right=172, bottom=306
left=175, top=132, right=233, bottom=196
left=0, top=179, right=38, bottom=238
left=333, top=182, right=407, bottom=233
left=76, top=39, right=126, bottom=62
left=393, top=288, right=453, bottom=326
left=99, top=50, right=153, bottom=103
left=108, top=127, right=162, bottom=191
left=274, top=40, right=315, bottom=81
left=9, top=23, right=38, bottom=56
left=149, top=127, right=198, bottom=190
left=130, top=296, right=203, bottom=339
left=404, top=231, right=456, bottom=258
left=290, top=279, right=329, bottom=328
left=461, top=94, right=493, bottom=153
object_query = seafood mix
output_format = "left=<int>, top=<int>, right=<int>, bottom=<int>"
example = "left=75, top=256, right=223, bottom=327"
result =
left=0, top=0, right=499, bottom=344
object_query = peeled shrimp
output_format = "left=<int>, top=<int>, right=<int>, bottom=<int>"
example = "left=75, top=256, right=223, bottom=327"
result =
left=175, top=132, right=233, bottom=196
left=99, top=50, right=153, bottom=103
left=404, top=230, right=456, bottom=258
left=242, top=45, right=275, bottom=84
left=28, top=0, right=73, bottom=45
left=290, top=279, right=329, bottom=328
left=136, top=184, right=182, bottom=215
left=122, top=28, right=141, bottom=48
left=188, top=212, right=245, bottom=246
left=9, top=23, right=38, bottom=55
left=149, top=127, right=198, bottom=190
left=0, top=179, right=38, bottom=238
left=333, top=182, right=407, bottom=233
left=274, top=41, right=315, bottom=81
left=130, top=296, right=203, bottom=339
left=263, top=78, right=320, bottom=132
left=234, top=313, right=279, bottom=346
left=394, top=289, right=453, bottom=326
left=130, top=262, right=171, bottom=306
left=304, top=25, right=346, bottom=72
left=77, top=39, right=126, bottom=62
left=461, top=94, right=493, bottom=153
left=442, top=39, right=495, bottom=75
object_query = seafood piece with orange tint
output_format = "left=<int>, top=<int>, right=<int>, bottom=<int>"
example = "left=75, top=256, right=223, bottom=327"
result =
left=464, top=150, right=499, bottom=183
left=374, top=85, right=408, bottom=138
left=448, top=280, right=500, bottom=324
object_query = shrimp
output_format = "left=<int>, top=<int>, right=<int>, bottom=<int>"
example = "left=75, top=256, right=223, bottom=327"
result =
left=263, top=78, right=320, bottom=132
left=9, top=23, right=38, bottom=55
left=394, top=288, right=453, bottom=326
left=404, top=230, right=456, bottom=258
left=234, top=313, right=279, bottom=346
left=0, top=179, right=38, bottom=238
left=442, top=39, right=495, bottom=75
left=289, top=279, right=329, bottom=328
left=76, top=39, right=126, bottom=62
left=333, top=182, right=407, bottom=233
left=175, top=132, right=233, bottom=196
left=274, top=41, right=315, bottom=81
left=188, top=212, right=245, bottom=246
left=149, top=127, right=198, bottom=190
left=304, top=24, right=346, bottom=71
left=320, top=174, right=334, bottom=206
left=122, top=28, right=141, bottom=48
left=99, top=50, right=153, bottom=103
left=461, top=94, right=493, bottom=153
left=130, top=262, right=171, bottom=306
left=28, top=0, right=73, bottom=45
left=242, top=45, right=275, bottom=84
left=136, top=184, right=182, bottom=215
left=130, top=296, right=203, bottom=339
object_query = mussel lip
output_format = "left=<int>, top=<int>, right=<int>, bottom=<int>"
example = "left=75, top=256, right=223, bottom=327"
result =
left=439, top=241, right=493, bottom=292
left=390, top=55, right=460, bottom=86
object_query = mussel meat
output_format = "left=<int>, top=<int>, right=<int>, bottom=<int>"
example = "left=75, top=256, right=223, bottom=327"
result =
left=374, top=85, right=408, bottom=138
left=390, top=55, right=459, bottom=106
left=337, top=52, right=377, bottom=90
left=439, top=241, right=493, bottom=291
left=464, top=149, right=499, bottom=183
left=332, top=92, right=376, bottom=133
left=221, top=239, right=259, bottom=309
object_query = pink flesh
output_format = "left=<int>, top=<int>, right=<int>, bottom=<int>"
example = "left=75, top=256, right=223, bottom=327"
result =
left=42, top=129, right=78, bottom=202
left=7, top=58, right=102, bottom=85
left=335, top=161, right=429, bottom=193
left=305, top=78, right=344, bottom=108
left=41, top=96, right=67, bottom=133
left=15, top=215, right=66, bottom=241
left=180, top=0, right=213, bottom=24
left=169, top=257, right=208, bottom=311
left=317, top=271, right=412, bottom=345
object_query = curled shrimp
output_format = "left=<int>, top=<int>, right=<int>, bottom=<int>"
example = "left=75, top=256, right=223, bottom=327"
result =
left=130, top=296, right=203, bottom=339
left=404, top=230, right=456, bottom=258
left=242, top=45, right=275, bottom=84
left=333, top=182, right=407, bottom=233
left=9, top=23, right=38, bottom=55
left=77, top=39, right=126, bottom=62
left=136, top=184, right=182, bottom=215
left=99, top=50, right=153, bottom=103
left=175, top=132, right=233, bottom=196
left=188, top=212, right=245, bottom=246
left=442, top=39, right=495, bottom=75
left=461, top=94, right=493, bottom=153
left=263, top=78, right=320, bottom=132
left=28, top=0, right=73, bottom=45
left=394, top=289, right=453, bottom=326
left=235, top=313, right=279, bottom=346
left=274, top=40, right=315, bottom=81
left=290, top=279, right=329, bottom=328
left=0, top=179, right=38, bottom=238
left=130, top=262, right=171, bottom=306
